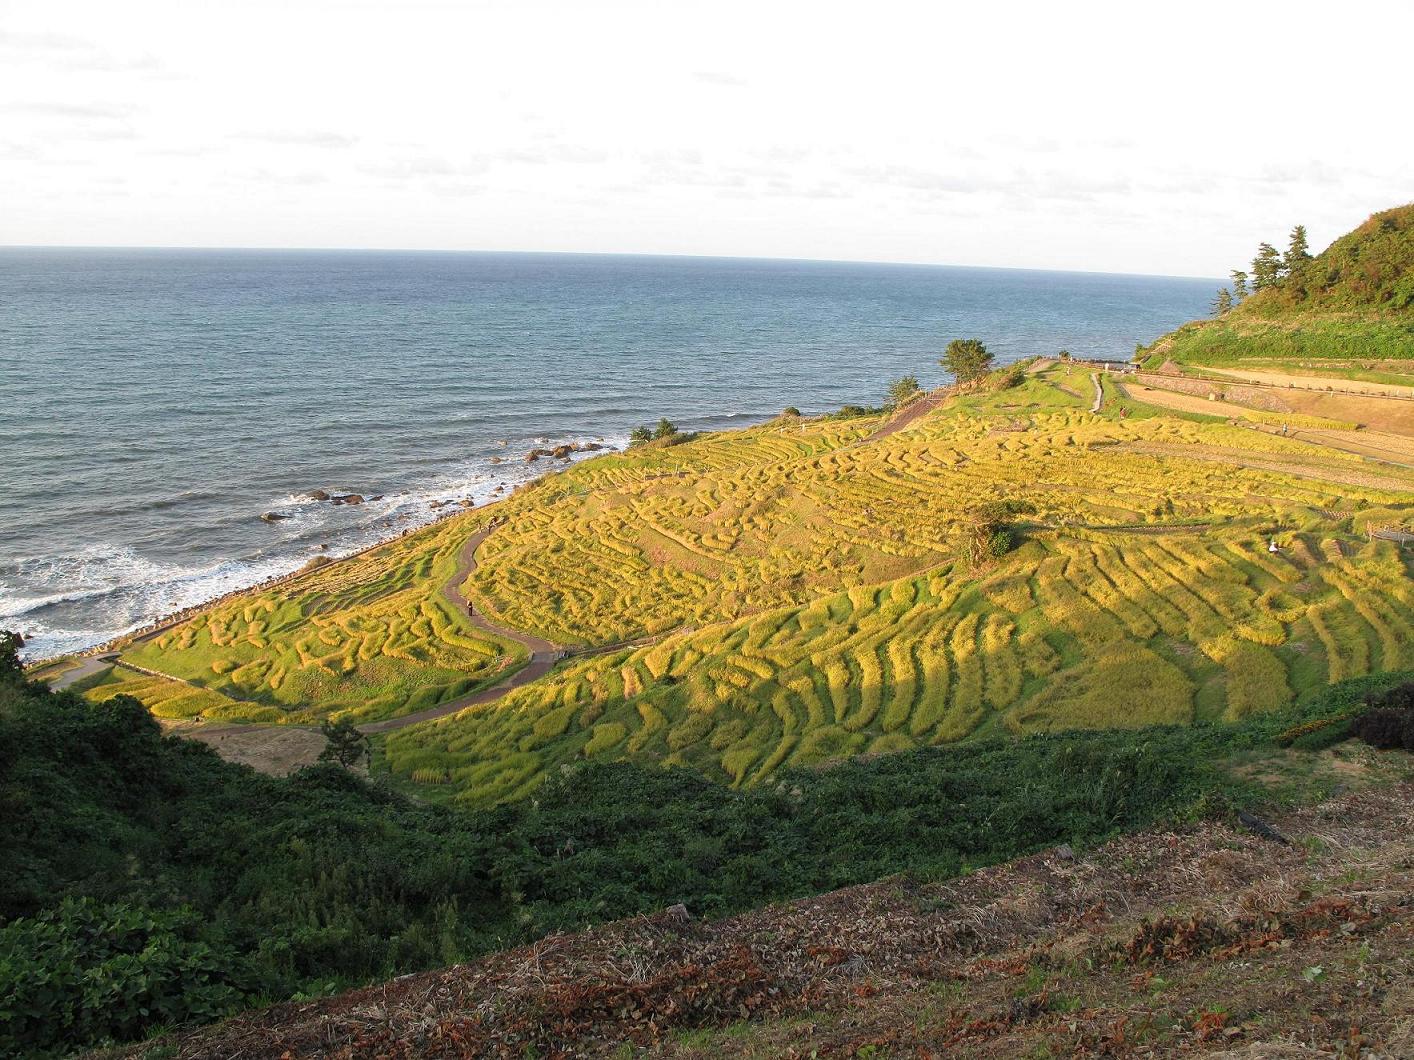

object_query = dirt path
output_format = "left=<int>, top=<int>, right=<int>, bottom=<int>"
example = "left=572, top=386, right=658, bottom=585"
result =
left=50, top=653, right=117, bottom=690
left=1089, top=372, right=1103, bottom=413
left=361, top=524, right=566, bottom=733
left=63, top=518, right=572, bottom=771
left=862, top=389, right=949, bottom=442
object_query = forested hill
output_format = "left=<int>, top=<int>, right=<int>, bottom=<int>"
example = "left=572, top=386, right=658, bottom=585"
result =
left=1154, top=202, right=1414, bottom=365
left=1239, top=202, right=1414, bottom=316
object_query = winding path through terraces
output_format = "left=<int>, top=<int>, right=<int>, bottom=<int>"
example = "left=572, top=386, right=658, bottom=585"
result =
left=359, top=523, right=566, bottom=734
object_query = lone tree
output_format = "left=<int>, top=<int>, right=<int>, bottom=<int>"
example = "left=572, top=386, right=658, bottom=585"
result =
left=1211, top=287, right=1234, bottom=316
left=888, top=375, right=921, bottom=406
left=628, top=425, right=653, bottom=446
left=941, top=338, right=993, bottom=383
left=654, top=417, right=677, bottom=439
left=318, top=716, right=369, bottom=769
left=1229, top=269, right=1249, bottom=300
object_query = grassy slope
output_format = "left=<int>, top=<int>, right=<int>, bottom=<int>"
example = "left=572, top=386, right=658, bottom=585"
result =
left=1153, top=202, right=1414, bottom=371
left=117, top=753, right=1414, bottom=1059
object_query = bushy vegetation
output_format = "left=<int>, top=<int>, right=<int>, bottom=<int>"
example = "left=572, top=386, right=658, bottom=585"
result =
left=3, top=653, right=1409, bottom=1056
left=1350, top=680, right=1414, bottom=750
left=1248, top=205, right=1414, bottom=315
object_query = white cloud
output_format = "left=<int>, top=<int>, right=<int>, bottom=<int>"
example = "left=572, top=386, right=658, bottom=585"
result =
left=0, top=0, right=1410, bottom=274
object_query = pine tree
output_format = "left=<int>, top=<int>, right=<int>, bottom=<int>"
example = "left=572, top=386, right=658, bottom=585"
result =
left=1211, top=288, right=1233, bottom=316
left=1230, top=270, right=1249, bottom=300
left=1251, top=243, right=1284, bottom=291
left=1284, top=224, right=1311, bottom=273
left=318, top=717, right=369, bottom=768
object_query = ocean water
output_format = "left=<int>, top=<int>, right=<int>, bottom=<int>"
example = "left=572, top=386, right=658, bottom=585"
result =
left=0, top=249, right=1216, bottom=658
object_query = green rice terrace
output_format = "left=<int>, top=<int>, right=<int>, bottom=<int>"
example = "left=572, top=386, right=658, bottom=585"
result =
left=67, top=358, right=1414, bottom=807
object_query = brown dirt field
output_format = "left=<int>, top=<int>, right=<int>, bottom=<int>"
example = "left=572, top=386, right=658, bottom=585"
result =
left=1119, top=383, right=1414, bottom=469
left=1129, top=376, right=1414, bottom=436
left=1205, top=366, right=1414, bottom=399
left=112, top=765, right=1414, bottom=1059
left=162, top=721, right=328, bottom=776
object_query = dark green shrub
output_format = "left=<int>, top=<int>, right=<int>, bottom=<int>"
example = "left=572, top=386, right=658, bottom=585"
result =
left=0, top=899, right=258, bottom=1056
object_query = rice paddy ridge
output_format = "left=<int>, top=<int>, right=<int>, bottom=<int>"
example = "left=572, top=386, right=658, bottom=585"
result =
left=373, top=367, right=1413, bottom=805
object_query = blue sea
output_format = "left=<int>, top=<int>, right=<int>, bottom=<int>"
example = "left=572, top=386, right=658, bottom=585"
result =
left=0, top=249, right=1216, bottom=658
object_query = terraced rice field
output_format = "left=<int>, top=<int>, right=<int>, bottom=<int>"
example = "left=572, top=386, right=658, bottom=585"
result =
left=112, top=517, right=523, bottom=724
left=386, top=530, right=1414, bottom=805
left=91, top=365, right=1414, bottom=800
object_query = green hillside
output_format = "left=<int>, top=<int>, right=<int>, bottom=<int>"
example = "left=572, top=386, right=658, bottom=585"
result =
left=1151, top=203, right=1414, bottom=369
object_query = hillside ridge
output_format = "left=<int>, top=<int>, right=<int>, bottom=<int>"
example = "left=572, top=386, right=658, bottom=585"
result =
left=112, top=774, right=1414, bottom=1059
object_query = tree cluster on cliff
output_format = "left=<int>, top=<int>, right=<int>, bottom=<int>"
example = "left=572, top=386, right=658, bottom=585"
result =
left=1210, top=204, right=1414, bottom=317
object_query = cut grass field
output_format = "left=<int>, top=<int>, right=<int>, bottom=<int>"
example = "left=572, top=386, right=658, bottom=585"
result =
left=83, top=363, right=1414, bottom=803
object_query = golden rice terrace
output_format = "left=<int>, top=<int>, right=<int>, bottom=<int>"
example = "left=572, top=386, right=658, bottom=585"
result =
left=90, top=362, right=1414, bottom=805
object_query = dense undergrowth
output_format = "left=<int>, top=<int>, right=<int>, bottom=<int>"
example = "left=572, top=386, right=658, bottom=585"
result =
left=3, top=660, right=1409, bottom=1057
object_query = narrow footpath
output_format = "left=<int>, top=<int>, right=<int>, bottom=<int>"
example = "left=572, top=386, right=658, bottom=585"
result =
left=361, top=524, right=565, bottom=734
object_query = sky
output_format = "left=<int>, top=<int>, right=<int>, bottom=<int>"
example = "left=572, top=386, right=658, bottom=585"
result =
left=2, top=0, right=1411, bottom=277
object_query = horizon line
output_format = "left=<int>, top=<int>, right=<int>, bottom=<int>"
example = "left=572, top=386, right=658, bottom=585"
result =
left=0, top=242, right=1224, bottom=283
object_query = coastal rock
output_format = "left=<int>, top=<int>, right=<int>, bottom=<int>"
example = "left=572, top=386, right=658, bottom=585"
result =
left=458, top=498, right=475, bottom=508
left=368, top=495, right=384, bottom=502
left=551, top=444, right=574, bottom=459
left=579, top=442, right=605, bottom=452
left=489, top=455, right=503, bottom=465
left=306, top=489, right=331, bottom=501
left=525, top=448, right=555, bottom=463
left=260, top=511, right=289, bottom=522
left=331, top=493, right=365, bottom=505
